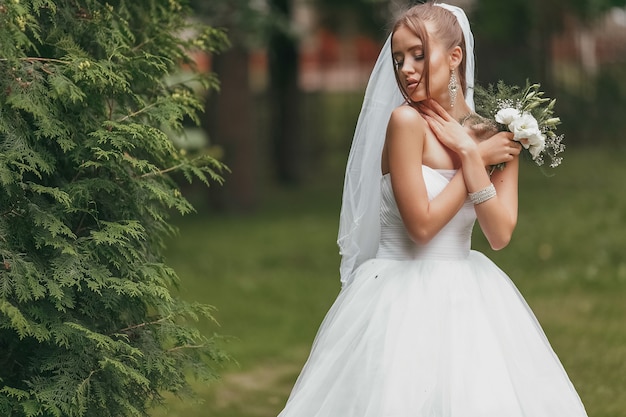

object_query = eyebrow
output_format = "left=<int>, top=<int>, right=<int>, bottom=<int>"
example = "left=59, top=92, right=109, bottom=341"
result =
left=392, top=44, right=424, bottom=56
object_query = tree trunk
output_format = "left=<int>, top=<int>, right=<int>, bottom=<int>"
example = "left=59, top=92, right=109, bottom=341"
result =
left=268, top=0, right=302, bottom=185
left=206, top=45, right=258, bottom=211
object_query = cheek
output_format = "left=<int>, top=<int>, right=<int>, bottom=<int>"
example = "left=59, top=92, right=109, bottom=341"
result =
left=429, top=57, right=451, bottom=89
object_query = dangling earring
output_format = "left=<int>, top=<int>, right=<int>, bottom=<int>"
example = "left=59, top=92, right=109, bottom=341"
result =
left=448, top=70, right=458, bottom=108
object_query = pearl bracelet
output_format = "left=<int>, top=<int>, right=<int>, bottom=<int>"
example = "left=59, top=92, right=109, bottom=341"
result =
left=468, top=183, right=496, bottom=205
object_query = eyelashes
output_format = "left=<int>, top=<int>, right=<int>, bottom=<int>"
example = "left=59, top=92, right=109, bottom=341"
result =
left=393, top=54, right=425, bottom=70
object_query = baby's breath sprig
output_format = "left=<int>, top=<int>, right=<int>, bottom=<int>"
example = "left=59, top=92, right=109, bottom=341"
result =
left=475, top=81, right=565, bottom=169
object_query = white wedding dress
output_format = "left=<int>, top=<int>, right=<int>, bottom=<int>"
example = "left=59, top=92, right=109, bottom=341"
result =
left=278, top=165, right=588, bottom=417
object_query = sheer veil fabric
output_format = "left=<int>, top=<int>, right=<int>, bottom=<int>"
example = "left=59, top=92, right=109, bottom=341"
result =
left=337, top=3, right=476, bottom=287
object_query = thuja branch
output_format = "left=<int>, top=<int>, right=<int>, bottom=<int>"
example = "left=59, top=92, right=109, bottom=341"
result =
left=0, top=57, right=70, bottom=64
left=116, top=316, right=172, bottom=334
left=167, top=344, right=206, bottom=353
left=140, top=163, right=185, bottom=178
left=117, top=103, right=157, bottom=123
left=0, top=3, right=227, bottom=414
left=77, top=370, right=97, bottom=394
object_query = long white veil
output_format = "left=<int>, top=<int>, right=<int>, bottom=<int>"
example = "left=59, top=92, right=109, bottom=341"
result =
left=337, top=3, right=476, bottom=287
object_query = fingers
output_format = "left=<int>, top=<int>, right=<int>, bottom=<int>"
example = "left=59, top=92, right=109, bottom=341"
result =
left=479, top=134, right=522, bottom=166
left=501, top=139, right=521, bottom=158
left=424, top=99, right=453, bottom=121
left=422, top=114, right=441, bottom=132
left=417, top=99, right=452, bottom=122
left=495, top=131, right=514, bottom=140
left=509, top=141, right=522, bottom=155
left=416, top=103, right=437, bottom=119
left=493, top=131, right=522, bottom=154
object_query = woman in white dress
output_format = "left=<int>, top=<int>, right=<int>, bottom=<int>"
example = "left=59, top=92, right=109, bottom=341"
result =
left=277, top=2, right=589, bottom=416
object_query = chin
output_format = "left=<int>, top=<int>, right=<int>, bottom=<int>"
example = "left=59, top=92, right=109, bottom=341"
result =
left=409, top=91, right=427, bottom=103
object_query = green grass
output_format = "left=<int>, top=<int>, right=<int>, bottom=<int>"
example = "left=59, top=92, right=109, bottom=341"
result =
left=151, top=148, right=626, bottom=417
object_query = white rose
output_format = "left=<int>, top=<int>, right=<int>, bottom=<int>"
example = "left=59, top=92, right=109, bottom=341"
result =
left=495, top=107, right=519, bottom=125
left=508, top=112, right=541, bottom=142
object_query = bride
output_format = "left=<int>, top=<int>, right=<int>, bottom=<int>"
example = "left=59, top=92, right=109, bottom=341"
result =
left=277, top=2, right=588, bottom=416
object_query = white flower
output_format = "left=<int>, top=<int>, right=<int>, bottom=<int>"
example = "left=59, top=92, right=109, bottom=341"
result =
left=478, top=81, right=564, bottom=168
left=527, top=133, right=546, bottom=159
left=508, top=112, right=541, bottom=142
left=495, top=107, right=519, bottom=125
left=497, top=109, right=546, bottom=160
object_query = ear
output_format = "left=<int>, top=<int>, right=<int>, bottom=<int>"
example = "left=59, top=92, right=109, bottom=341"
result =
left=449, top=45, right=463, bottom=70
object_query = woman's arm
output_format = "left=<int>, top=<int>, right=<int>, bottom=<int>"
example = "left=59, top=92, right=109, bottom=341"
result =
left=457, top=147, right=519, bottom=250
left=475, top=158, right=518, bottom=250
left=420, top=100, right=519, bottom=250
left=385, top=105, right=471, bottom=244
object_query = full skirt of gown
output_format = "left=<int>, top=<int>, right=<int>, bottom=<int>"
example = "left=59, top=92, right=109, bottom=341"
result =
left=277, top=167, right=588, bottom=417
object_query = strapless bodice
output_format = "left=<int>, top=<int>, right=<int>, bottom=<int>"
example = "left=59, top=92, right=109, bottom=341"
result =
left=376, top=166, right=476, bottom=261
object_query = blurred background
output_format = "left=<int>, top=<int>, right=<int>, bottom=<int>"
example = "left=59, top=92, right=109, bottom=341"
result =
left=156, top=0, right=626, bottom=416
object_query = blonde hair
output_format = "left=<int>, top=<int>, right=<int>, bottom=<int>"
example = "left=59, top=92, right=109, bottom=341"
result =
left=391, top=2, right=467, bottom=103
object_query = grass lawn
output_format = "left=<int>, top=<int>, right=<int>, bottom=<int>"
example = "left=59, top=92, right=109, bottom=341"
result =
left=151, top=148, right=626, bottom=417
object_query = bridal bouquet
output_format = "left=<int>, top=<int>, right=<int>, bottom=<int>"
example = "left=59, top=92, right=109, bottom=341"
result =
left=475, top=81, right=565, bottom=169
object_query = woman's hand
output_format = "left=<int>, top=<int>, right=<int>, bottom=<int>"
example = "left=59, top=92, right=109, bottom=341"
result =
left=419, top=99, right=521, bottom=167
left=478, top=131, right=522, bottom=167
left=418, top=99, right=476, bottom=155
left=418, top=99, right=519, bottom=250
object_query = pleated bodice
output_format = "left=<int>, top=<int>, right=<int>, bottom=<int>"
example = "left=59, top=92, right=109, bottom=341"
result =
left=376, top=166, right=476, bottom=261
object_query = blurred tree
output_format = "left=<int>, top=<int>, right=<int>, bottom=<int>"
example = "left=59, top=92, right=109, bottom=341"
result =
left=196, top=0, right=393, bottom=192
left=473, top=0, right=625, bottom=85
left=190, top=0, right=265, bottom=209
left=0, top=1, right=227, bottom=416
left=471, top=0, right=535, bottom=84
left=473, top=0, right=626, bottom=146
left=567, top=0, right=626, bottom=16
left=315, top=0, right=390, bottom=39
left=268, top=0, right=302, bottom=184
left=196, top=0, right=304, bottom=190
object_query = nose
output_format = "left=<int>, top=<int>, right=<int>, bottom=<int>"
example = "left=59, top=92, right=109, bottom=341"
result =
left=400, top=57, right=414, bottom=75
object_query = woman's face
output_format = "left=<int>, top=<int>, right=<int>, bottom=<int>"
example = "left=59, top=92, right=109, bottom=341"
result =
left=392, top=22, right=452, bottom=105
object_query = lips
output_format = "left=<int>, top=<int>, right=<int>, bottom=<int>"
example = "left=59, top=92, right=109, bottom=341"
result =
left=405, top=77, right=419, bottom=92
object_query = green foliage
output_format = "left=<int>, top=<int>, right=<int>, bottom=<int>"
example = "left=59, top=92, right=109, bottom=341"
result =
left=0, top=1, right=229, bottom=416
left=190, top=0, right=282, bottom=47
left=559, top=0, right=625, bottom=20
left=475, top=81, right=565, bottom=169
left=472, top=0, right=532, bottom=43
left=315, top=0, right=389, bottom=39
left=557, top=61, right=626, bottom=147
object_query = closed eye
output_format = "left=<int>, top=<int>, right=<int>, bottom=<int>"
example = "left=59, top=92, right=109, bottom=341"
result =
left=393, top=54, right=424, bottom=70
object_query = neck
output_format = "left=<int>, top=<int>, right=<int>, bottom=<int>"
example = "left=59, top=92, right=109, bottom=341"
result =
left=449, top=102, right=473, bottom=123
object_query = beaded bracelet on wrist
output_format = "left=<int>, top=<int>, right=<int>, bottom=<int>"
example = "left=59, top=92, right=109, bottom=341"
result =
left=468, top=183, right=496, bottom=205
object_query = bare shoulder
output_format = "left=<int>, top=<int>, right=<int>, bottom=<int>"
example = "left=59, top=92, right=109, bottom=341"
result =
left=383, top=104, right=426, bottom=194
left=388, top=104, right=425, bottom=128
left=384, top=104, right=426, bottom=171
left=386, top=105, right=426, bottom=149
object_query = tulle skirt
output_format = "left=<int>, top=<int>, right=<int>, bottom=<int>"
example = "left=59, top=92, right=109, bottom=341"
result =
left=278, top=251, right=587, bottom=417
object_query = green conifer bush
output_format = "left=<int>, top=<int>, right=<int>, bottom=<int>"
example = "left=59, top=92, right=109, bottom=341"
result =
left=0, top=1, right=228, bottom=415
